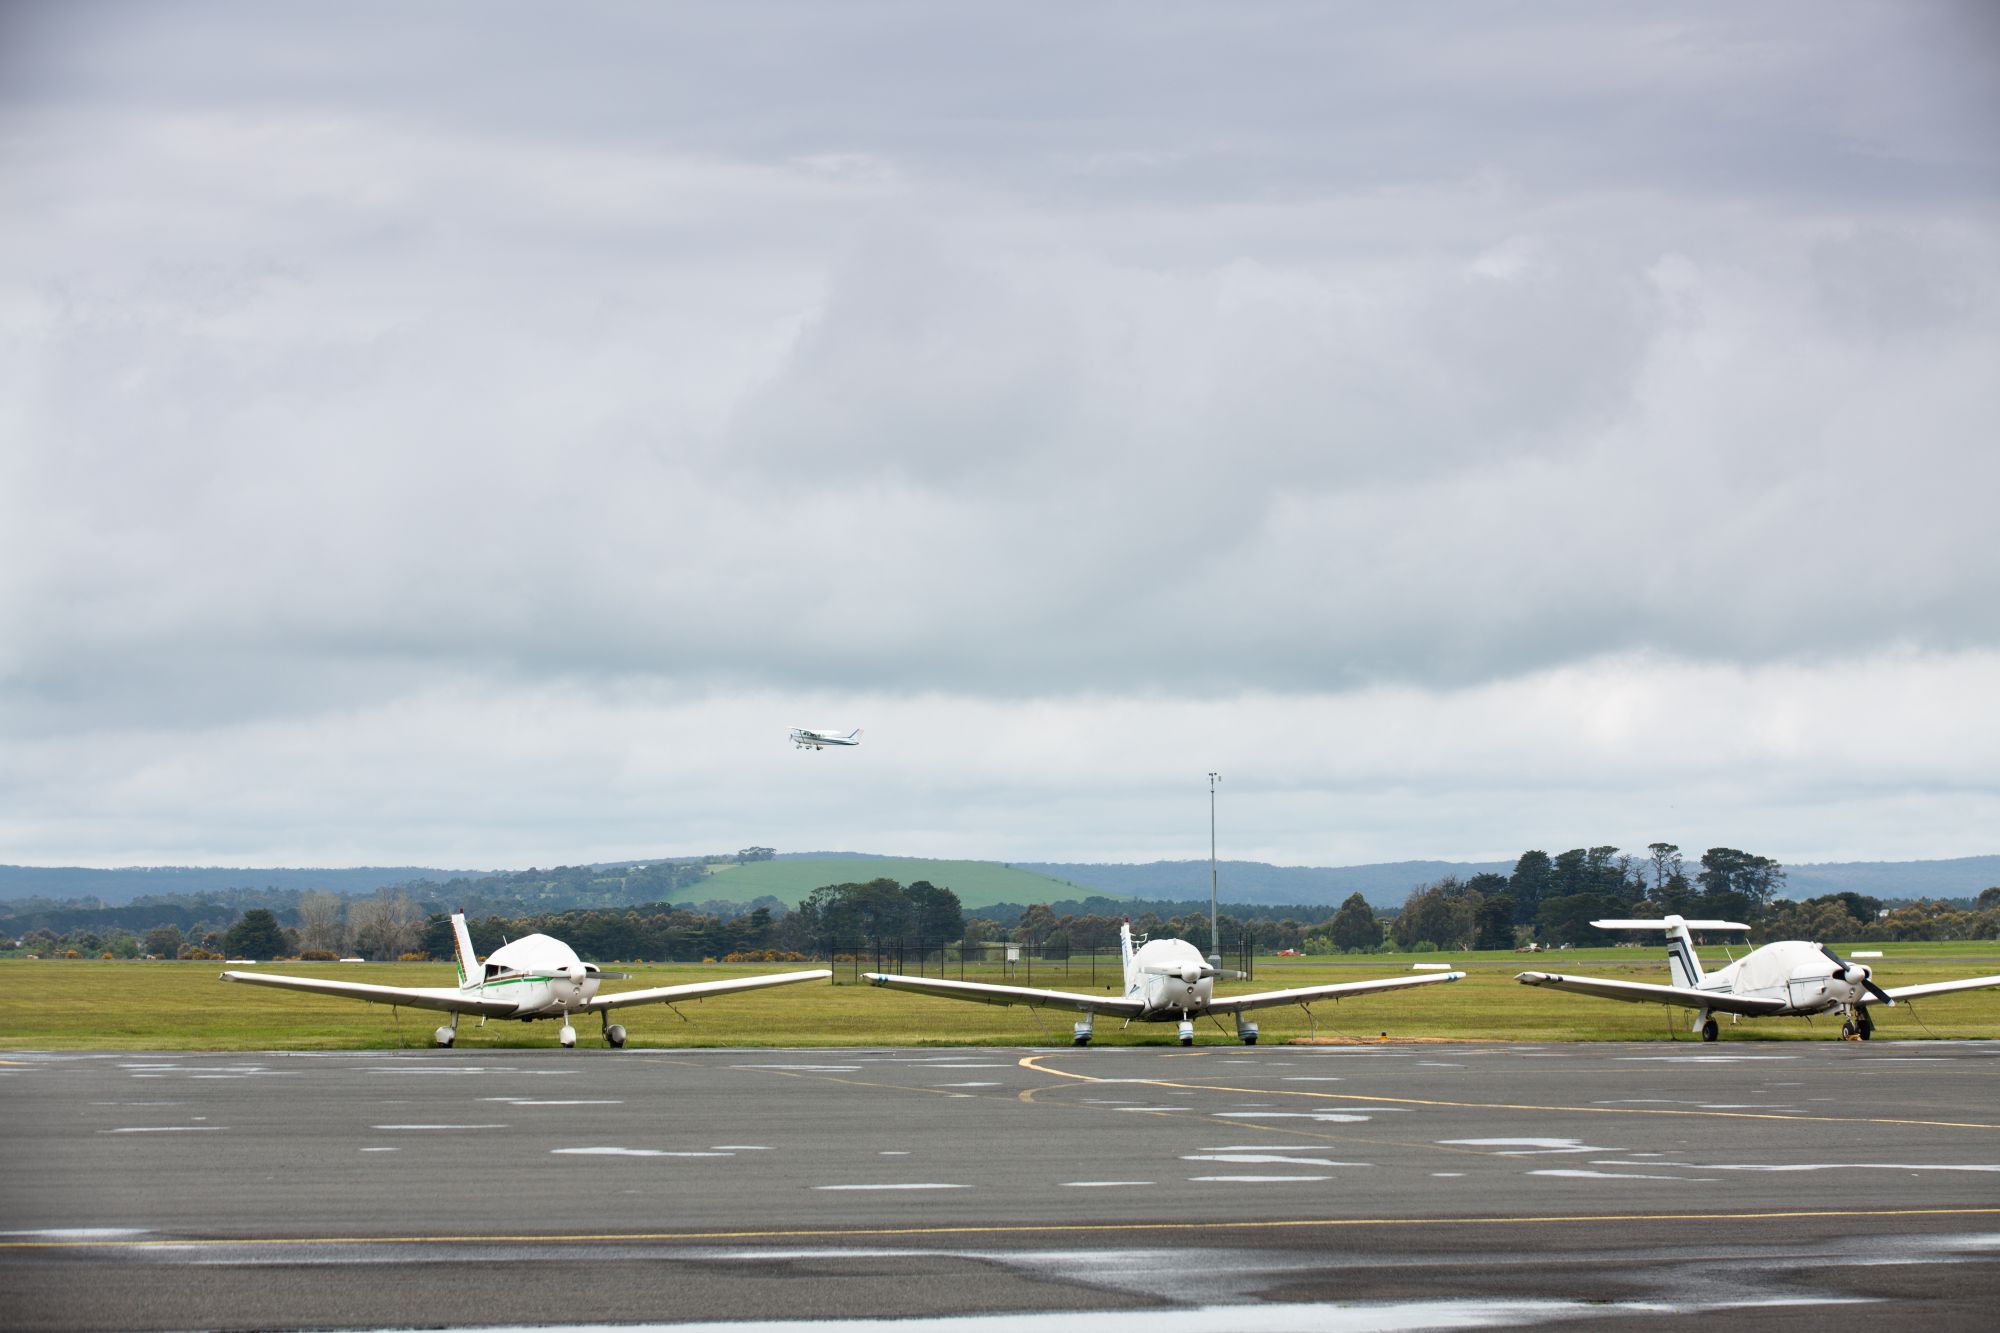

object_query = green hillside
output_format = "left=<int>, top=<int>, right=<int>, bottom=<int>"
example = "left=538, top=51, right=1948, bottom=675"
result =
left=700, top=857, right=1112, bottom=911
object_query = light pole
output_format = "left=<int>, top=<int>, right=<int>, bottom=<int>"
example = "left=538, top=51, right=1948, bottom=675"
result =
left=1207, top=771, right=1221, bottom=968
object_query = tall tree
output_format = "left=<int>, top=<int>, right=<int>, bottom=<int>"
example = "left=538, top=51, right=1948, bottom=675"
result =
left=223, top=909, right=288, bottom=960
left=347, top=892, right=421, bottom=960
left=1327, top=893, right=1380, bottom=952
left=1697, top=848, right=1786, bottom=914
left=902, top=880, right=964, bottom=946
left=1646, top=843, right=1683, bottom=896
left=1509, top=850, right=1553, bottom=925
left=295, top=890, right=347, bottom=956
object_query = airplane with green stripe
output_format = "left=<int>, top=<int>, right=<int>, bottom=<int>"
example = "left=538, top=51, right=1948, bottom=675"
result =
left=222, top=910, right=828, bottom=1048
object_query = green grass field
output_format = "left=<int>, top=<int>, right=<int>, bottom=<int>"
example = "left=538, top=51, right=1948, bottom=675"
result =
left=5, top=941, right=1999, bottom=1050
left=699, top=856, right=1112, bottom=909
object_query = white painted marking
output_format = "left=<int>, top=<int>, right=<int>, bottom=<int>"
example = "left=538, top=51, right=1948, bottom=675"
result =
left=481, top=1099, right=624, bottom=1106
left=1852, top=951, right=1884, bottom=958
left=1430, top=1172, right=1465, bottom=1178
left=1183, top=1154, right=1360, bottom=1167
left=360, top=1147, right=400, bottom=1153
left=1280, top=1077, right=1343, bottom=1082
left=1190, top=1175, right=1330, bottom=1183
left=879, top=1150, right=911, bottom=1156
left=1200, top=1104, right=1376, bottom=1112
left=0, top=1228, right=149, bottom=1239
left=1438, top=1138, right=1610, bottom=1155
left=923, top=1062, right=1008, bottom=1068
left=1061, top=1180, right=1155, bottom=1188
left=102, top=1126, right=224, bottom=1134
left=1662, top=1161, right=2000, bottom=1174
left=552, top=1147, right=733, bottom=1158
left=1534, top=1169, right=1713, bottom=1181
left=814, top=1183, right=967, bottom=1191
left=712, top=1145, right=772, bottom=1151
left=940, top=1082, right=1001, bottom=1088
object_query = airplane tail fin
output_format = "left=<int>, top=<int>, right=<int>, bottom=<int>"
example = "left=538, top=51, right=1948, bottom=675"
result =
left=450, top=910, right=480, bottom=989
left=1119, top=917, right=1135, bottom=981
left=1592, top=916, right=1747, bottom=989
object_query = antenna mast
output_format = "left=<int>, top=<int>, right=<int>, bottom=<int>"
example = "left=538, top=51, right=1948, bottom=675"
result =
left=1208, top=771, right=1221, bottom=967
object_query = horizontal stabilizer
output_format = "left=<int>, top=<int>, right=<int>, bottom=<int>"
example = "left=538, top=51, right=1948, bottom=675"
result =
left=1591, top=918, right=1750, bottom=932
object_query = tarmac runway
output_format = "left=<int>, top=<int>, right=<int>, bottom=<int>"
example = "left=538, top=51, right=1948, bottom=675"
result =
left=4, top=1041, right=1999, bottom=1331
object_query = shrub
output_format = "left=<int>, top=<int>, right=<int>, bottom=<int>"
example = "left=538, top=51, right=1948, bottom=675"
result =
left=297, top=950, right=340, bottom=962
left=398, top=952, right=429, bottom=963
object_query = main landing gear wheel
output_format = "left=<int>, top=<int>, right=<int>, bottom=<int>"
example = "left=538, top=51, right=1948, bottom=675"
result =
left=604, top=1024, right=627, bottom=1049
left=433, top=1026, right=455, bottom=1048
left=1700, top=1017, right=1719, bottom=1043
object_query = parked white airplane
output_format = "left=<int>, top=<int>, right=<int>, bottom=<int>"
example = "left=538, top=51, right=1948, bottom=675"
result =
left=866, top=919, right=1463, bottom=1046
left=222, top=911, right=829, bottom=1048
left=1517, top=915, right=2000, bottom=1041
left=791, top=727, right=862, bottom=750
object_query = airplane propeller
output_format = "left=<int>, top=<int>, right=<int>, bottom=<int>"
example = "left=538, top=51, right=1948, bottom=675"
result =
left=1820, top=945, right=1894, bottom=1005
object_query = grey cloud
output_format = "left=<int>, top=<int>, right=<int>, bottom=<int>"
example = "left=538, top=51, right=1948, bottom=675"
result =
left=3, top=2, right=1998, bottom=866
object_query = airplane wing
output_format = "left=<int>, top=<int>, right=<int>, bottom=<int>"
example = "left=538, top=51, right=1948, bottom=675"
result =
left=1516, top=971, right=1790, bottom=1016
left=1204, top=970, right=1466, bottom=1014
left=863, top=972, right=1149, bottom=1018
left=1876, top=973, right=2000, bottom=1004
left=220, top=970, right=519, bottom=1018
left=576, top=969, right=832, bottom=1013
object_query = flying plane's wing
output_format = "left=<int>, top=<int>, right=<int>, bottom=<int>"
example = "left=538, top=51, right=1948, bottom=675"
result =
left=1876, top=973, right=2000, bottom=1004
left=576, top=969, right=832, bottom=1013
left=220, top=970, right=519, bottom=1017
left=1516, top=971, right=1790, bottom=1016
left=863, top=972, right=1149, bottom=1018
left=1204, top=970, right=1466, bottom=1014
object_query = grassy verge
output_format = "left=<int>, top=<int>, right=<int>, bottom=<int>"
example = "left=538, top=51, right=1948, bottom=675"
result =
left=3, top=943, right=1998, bottom=1050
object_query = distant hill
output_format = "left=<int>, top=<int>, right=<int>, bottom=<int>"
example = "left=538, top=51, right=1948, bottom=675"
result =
left=5, top=851, right=1994, bottom=915
left=0, top=864, right=485, bottom=905
left=704, top=857, right=1105, bottom=911
left=1784, top=855, right=2000, bottom=902
left=1020, top=859, right=1514, bottom=910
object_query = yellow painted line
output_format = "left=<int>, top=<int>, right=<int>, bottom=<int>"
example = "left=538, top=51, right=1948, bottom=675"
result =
left=5, top=1207, right=1999, bottom=1251
left=1017, top=1054, right=2000, bottom=1130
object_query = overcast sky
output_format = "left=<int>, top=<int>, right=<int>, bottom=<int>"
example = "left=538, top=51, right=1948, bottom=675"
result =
left=3, top=2, right=1997, bottom=872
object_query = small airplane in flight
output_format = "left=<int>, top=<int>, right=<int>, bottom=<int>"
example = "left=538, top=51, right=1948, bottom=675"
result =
left=1517, top=914, right=2000, bottom=1041
left=791, top=727, right=862, bottom=750
left=222, top=911, right=829, bottom=1048
left=866, top=919, right=1462, bottom=1046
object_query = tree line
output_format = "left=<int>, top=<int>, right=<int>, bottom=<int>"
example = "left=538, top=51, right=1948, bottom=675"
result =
left=10, top=857, right=2000, bottom=963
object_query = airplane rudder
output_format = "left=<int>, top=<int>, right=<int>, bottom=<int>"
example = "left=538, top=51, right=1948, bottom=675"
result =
left=450, top=910, right=479, bottom=988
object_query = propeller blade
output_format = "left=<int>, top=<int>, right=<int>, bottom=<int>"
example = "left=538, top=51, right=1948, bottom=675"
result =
left=1864, top=979, right=1894, bottom=1006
